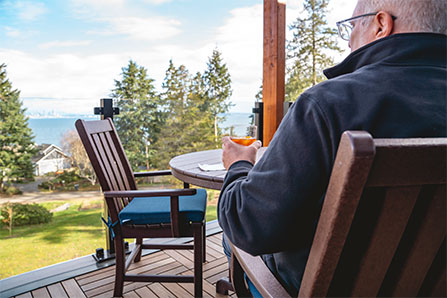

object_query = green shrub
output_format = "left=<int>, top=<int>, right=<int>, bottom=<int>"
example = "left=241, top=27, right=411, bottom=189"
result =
left=56, top=171, right=81, bottom=184
left=0, top=203, right=52, bottom=227
left=38, top=181, right=53, bottom=190
left=38, top=170, right=82, bottom=191
left=3, top=186, right=22, bottom=195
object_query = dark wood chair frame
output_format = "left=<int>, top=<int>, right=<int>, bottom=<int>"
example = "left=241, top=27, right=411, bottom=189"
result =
left=76, top=119, right=206, bottom=297
left=217, top=131, right=446, bottom=297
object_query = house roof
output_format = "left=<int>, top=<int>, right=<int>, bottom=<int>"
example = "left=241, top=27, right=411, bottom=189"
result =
left=32, top=144, right=69, bottom=163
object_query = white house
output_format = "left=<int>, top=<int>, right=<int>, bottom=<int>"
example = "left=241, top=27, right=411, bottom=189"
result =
left=32, top=144, right=71, bottom=176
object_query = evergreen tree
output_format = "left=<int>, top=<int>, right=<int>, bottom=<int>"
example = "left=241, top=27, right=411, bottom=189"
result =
left=0, top=64, right=36, bottom=191
left=153, top=62, right=216, bottom=168
left=188, top=72, right=216, bottom=149
left=203, top=49, right=232, bottom=145
left=153, top=61, right=192, bottom=168
left=111, top=60, right=163, bottom=170
left=255, top=85, right=263, bottom=102
left=286, top=0, right=342, bottom=101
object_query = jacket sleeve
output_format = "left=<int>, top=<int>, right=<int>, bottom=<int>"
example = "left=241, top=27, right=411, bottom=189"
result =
left=217, top=94, right=334, bottom=255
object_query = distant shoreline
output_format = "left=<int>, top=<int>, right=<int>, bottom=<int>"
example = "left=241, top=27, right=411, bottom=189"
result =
left=28, top=113, right=253, bottom=147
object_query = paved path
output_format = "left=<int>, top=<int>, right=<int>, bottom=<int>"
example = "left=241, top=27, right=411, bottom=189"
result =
left=12, top=177, right=49, bottom=193
left=0, top=190, right=103, bottom=204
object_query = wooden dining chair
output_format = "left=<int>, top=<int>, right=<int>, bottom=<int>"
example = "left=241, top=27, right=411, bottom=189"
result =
left=75, top=119, right=207, bottom=297
left=221, top=131, right=446, bottom=297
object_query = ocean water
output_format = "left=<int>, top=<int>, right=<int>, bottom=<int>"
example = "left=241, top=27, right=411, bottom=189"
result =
left=27, top=113, right=253, bottom=147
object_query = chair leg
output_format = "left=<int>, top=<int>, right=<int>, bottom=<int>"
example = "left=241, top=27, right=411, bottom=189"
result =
left=134, top=237, right=142, bottom=262
left=216, top=276, right=234, bottom=295
left=193, top=223, right=203, bottom=297
left=231, top=250, right=252, bottom=297
left=113, top=236, right=125, bottom=297
left=202, top=220, right=206, bottom=263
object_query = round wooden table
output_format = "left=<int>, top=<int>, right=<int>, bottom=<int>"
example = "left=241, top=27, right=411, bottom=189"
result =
left=169, top=148, right=266, bottom=190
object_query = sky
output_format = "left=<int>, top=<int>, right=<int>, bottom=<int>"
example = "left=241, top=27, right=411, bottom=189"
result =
left=0, top=0, right=357, bottom=117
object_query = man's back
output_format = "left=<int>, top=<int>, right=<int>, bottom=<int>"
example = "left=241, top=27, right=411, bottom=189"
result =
left=218, top=32, right=446, bottom=296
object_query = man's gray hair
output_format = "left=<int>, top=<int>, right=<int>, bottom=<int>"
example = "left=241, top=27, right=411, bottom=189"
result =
left=358, top=0, right=447, bottom=34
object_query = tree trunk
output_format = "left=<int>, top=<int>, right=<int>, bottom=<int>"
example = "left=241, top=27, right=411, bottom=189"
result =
left=312, top=0, right=317, bottom=86
left=214, top=114, right=218, bottom=146
left=145, top=141, right=150, bottom=170
left=88, top=176, right=97, bottom=186
left=8, top=206, right=13, bottom=236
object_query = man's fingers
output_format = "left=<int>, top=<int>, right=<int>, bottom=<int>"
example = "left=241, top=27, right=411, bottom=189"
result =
left=251, top=140, right=262, bottom=149
left=222, top=136, right=231, bottom=148
left=222, top=136, right=231, bottom=143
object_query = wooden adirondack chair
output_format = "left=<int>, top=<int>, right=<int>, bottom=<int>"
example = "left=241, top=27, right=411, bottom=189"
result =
left=223, top=131, right=446, bottom=297
left=75, top=119, right=207, bottom=297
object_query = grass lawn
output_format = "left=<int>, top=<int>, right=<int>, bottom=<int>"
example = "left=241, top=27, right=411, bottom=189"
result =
left=0, top=191, right=219, bottom=279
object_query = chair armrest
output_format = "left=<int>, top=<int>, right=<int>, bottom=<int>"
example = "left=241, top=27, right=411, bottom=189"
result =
left=104, top=188, right=196, bottom=198
left=133, top=170, right=172, bottom=177
left=229, top=241, right=291, bottom=298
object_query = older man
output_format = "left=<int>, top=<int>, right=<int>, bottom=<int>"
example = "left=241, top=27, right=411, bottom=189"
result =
left=218, top=0, right=446, bottom=296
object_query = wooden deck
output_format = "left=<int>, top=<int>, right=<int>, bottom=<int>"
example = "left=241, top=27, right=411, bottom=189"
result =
left=14, top=232, right=233, bottom=298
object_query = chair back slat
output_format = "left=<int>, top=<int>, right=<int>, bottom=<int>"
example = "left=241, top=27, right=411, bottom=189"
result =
left=299, top=131, right=447, bottom=298
left=349, top=186, right=420, bottom=297
left=97, top=132, right=126, bottom=190
left=92, top=133, right=121, bottom=190
left=419, top=240, right=446, bottom=297
left=385, top=185, right=446, bottom=297
left=75, top=119, right=138, bottom=215
left=102, top=131, right=132, bottom=190
left=108, top=121, right=137, bottom=191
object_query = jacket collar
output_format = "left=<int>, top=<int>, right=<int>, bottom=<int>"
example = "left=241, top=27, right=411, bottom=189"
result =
left=324, top=33, right=447, bottom=79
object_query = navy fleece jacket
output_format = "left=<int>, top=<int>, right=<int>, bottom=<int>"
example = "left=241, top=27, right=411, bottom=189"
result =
left=217, top=33, right=447, bottom=296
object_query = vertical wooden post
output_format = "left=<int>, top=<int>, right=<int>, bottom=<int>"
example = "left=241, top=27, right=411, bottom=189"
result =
left=263, top=0, right=285, bottom=146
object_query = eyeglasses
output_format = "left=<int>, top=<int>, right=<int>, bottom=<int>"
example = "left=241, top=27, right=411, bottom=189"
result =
left=336, top=12, right=397, bottom=41
left=336, top=12, right=377, bottom=41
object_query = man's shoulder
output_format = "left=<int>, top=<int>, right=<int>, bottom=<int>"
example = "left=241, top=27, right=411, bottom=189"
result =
left=299, top=71, right=367, bottom=106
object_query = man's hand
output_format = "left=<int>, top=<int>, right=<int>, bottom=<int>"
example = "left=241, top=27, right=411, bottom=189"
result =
left=222, top=136, right=262, bottom=170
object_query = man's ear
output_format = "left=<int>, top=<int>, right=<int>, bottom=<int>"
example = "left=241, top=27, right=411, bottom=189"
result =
left=373, top=11, right=394, bottom=39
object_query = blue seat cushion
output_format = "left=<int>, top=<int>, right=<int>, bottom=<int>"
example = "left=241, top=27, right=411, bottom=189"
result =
left=118, top=188, right=207, bottom=225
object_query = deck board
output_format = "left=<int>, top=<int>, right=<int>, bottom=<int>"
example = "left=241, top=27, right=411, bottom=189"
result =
left=122, top=290, right=140, bottom=298
left=31, top=287, right=51, bottom=298
left=47, top=283, right=68, bottom=298
left=61, top=279, right=86, bottom=298
left=134, top=286, right=158, bottom=298
left=15, top=293, right=32, bottom=298
left=12, top=230, right=235, bottom=298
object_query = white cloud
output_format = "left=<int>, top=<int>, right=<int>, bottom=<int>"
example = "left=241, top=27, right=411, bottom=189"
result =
left=0, top=49, right=125, bottom=115
left=70, top=0, right=125, bottom=10
left=105, top=16, right=182, bottom=41
left=142, top=0, right=173, bottom=4
left=206, top=4, right=264, bottom=112
left=38, top=40, right=92, bottom=49
left=69, top=0, right=182, bottom=41
left=1, top=47, right=206, bottom=115
left=11, top=1, right=47, bottom=21
left=5, top=27, right=21, bottom=37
